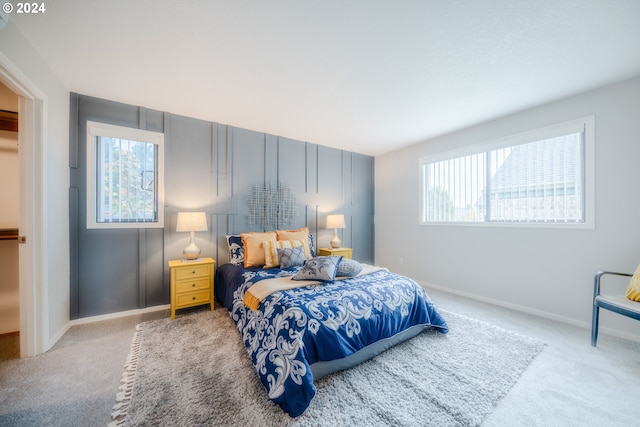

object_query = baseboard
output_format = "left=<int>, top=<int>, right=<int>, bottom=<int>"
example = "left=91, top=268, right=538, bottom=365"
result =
left=48, top=322, right=72, bottom=351
left=419, top=281, right=640, bottom=344
left=41, top=305, right=170, bottom=356
left=69, top=304, right=170, bottom=327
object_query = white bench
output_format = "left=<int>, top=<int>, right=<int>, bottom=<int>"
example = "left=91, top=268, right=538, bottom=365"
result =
left=591, top=270, right=640, bottom=346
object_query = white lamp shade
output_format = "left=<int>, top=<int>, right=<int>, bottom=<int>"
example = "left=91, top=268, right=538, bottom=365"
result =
left=326, top=214, right=346, bottom=229
left=176, top=212, right=208, bottom=232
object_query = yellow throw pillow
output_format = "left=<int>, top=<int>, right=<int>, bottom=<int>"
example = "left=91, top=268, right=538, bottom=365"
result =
left=626, top=264, right=640, bottom=302
left=240, top=231, right=277, bottom=268
left=276, top=227, right=311, bottom=259
left=263, top=239, right=303, bottom=268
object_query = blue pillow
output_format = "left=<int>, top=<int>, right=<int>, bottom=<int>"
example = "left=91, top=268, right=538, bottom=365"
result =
left=225, top=235, right=244, bottom=265
left=292, top=256, right=342, bottom=282
left=336, top=259, right=362, bottom=277
left=308, top=233, right=316, bottom=257
left=278, top=245, right=307, bottom=268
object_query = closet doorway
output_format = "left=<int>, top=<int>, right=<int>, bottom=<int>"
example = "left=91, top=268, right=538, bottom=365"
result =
left=0, top=81, right=19, bottom=358
left=0, top=54, right=45, bottom=358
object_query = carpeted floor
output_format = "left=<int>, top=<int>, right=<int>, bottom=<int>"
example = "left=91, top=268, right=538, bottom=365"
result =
left=1, top=289, right=639, bottom=426
left=111, top=309, right=544, bottom=427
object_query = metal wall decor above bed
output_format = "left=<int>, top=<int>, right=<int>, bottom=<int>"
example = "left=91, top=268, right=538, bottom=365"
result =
left=247, top=182, right=297, bottom=229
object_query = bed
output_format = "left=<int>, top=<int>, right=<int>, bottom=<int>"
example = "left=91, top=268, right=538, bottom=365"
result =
left=214, top=229, right=449, bottom=417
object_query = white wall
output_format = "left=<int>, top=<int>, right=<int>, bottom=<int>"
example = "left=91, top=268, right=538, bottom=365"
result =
left=375, top=76, right=640, bottom=341
left=0, top=21, right=70, bottom=350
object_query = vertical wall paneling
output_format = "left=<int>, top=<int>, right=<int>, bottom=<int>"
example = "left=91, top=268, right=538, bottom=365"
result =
left=351, top=153, right=356, bottom=206
left=349, top=153, right=355, bottom=253
left=211, top=122, right=217, bottom=196
left=265, top=134, right=278, bottom=187
left=161, top=112, right=172, bottom=292
left=213, top=214, right=221, bottom=264
left=137, top=108, right=147, bottom=309
left=317, top=146, right=343, bottom=201
left=342, top=151, right=350, bottom=206
left=139, top=109, right=166, bottom=307
left=351, top=154, right=374, bottom=263
left=142, top=97, right=166, bottom=307
left=143, top=109, right=167, bottom=305
left=162, top=112, right=172, bottom=204
left=70, top=94, right=374, bottom=318
left=230, top=126, right=267, bottom=232
left=305, top=143, right=317, bottom=233
left=145, top=109, right=164, bottom=133
left=304, top=142, right=311, bottom=194
left=69, top=93, right=80, bottom=319
left=168, top=114, right=215, bottom=209
left=138, top=230, right=146, bottom=308
left=138, top=107, right=147, bottom=130
left=277, top=136, right=308, bottom=230
left=313, top=205, right=320, bottom=251
left=143, top=228, right=165, bottom=306
left=69, top=94, right=78, bottom=168
left=69, top=187, right=79, bottom=319
left=306, top=143, right=318, bottom=195
left=227, top=126, right=234, bottom=200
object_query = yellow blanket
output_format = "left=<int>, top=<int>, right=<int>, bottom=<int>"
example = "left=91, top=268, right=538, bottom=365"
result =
left=243, top=264, right=387, bottom=311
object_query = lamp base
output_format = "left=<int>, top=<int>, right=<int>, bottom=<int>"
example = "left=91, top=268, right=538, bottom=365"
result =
left=183, top=231, right=201, bottom=260
left=182, top=248, right=201, bottom=260
left=330, top=236, right=341, bottom=248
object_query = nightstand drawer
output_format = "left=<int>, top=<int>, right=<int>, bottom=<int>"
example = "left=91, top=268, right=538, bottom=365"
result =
left=175, top=277, right=210, bottom=293
left=175, top=264, right=211, bottom=280
left=318, top=247, right=353, bottom=259
left=176, top=290, right=210, bottom=308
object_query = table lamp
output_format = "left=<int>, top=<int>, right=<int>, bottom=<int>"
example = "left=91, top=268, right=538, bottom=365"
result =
left=176, top=212, right=208, bottom=260
left=326, top=214, right=346, bottom=248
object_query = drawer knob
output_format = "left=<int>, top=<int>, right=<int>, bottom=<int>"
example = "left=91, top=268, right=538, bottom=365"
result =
left=191, top=270, right=196, bottom=274
left=192, top=283, right=196, bottom=287
left=192, top=296, right=196, bottom=300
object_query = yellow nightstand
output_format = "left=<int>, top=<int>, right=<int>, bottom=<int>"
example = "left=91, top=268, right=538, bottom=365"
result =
left=168, top=257, right=215, bottom=319
left=318, top=247, right=353, bottom=259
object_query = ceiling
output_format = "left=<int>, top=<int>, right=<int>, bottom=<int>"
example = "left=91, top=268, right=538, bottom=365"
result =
left=9, top=0, right=640, bottom=156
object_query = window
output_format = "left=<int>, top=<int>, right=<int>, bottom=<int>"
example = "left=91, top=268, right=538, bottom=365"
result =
left=419, top=116, right=594, bottom=227
left=86, top=121, right=164, bottom=229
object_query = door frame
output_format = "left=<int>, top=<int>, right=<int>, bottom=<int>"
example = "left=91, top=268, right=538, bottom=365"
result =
left=0, top=52, right=47, bottom=357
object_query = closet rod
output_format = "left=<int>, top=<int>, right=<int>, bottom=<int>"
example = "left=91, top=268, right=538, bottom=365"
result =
left=0, top=228, right=19, bottom=240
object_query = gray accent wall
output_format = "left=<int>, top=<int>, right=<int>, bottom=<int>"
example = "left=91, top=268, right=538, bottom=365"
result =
left=69, top=93, right=374, bottom=319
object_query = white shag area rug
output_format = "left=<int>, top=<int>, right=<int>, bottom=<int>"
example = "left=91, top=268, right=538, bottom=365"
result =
left=111, top=307, right=544, bottom=427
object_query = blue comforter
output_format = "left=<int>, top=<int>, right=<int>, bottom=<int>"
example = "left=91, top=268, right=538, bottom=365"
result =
left=217, top=264, right=449, bottom=417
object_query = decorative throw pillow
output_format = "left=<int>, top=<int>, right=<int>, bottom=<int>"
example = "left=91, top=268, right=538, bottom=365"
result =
left=263, top=239, right=304, bottom=268
left=626, top=264, right=640, bottom=302
left=225, top=235, right=244, bottom=265
left=308, top=233, right=316, bottom=257
left=336, top=259, right=363, bottom=277
left=276, top=227, right=312, bottom=259
left=292, top=256, right=343, bottom=282
left=278, top=245, right=307, bottom=269
left=240, top=231, right=277, bottom=268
